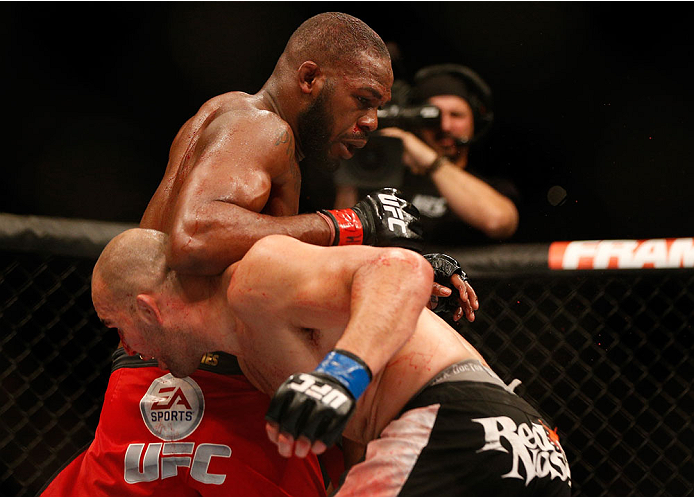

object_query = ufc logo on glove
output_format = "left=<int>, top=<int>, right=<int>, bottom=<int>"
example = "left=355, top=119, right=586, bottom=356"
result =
left=378, top=192, right=407, bottom=234
left=266, top=350, right=372, bottom=447
left=288, top=373, right=350, bottom=409
left=319, top=188, right=423, bottom=248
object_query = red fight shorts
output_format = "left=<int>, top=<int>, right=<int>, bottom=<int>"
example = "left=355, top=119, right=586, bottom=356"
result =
left=39, top=348, right=327, bottom=497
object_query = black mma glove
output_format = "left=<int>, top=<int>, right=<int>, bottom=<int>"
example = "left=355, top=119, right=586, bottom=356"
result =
left=319, top=188, right=423, bottom=250
left=423, top=253, right=469, bottom=326
left=266, top=350, right=372, bottom=448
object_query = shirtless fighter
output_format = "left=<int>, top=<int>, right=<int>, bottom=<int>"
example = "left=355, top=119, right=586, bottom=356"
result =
left=92, top=229, right=571, bottom=497
left=40, top=12, right=476, bottom=497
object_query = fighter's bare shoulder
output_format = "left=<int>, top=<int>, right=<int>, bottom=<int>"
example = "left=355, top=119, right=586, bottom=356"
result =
left=229, top=235, right=430, bottom=320
left=199, top=92, right=297, bottom=165
left=240, top=235, right=408, bottom=285
left=248, top=235, right=377, bottom=261
left=227, top=235, right=364, bottom=311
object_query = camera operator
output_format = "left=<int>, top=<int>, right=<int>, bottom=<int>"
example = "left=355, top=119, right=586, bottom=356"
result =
left=334, top=64, right=520, bottom=249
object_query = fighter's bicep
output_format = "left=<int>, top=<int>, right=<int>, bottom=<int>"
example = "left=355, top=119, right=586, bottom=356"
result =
left=202, top=111, right=295, bottom=175
left=182, top=160, right=271, bottom=211
left=177, top=127, right=286, bottom=211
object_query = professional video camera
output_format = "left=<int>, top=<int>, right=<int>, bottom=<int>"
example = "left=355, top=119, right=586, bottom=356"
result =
left=335, top=64, right=494, bottom=189
left=332, top=103, right=441, bottom=189
left=376, top=104, right=441, bottom=130
left=335, top=103, right=441, bottom=190
left=334, top=134, right=406, bottom=189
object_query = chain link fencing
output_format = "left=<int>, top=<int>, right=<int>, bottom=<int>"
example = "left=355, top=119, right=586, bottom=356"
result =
left=1, top=214, right=692, bottom=496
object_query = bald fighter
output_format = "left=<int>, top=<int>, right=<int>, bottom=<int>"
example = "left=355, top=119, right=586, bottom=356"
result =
left=92, top=229, right=571, bottom=497
left=40, top=12, right=476, bottom=497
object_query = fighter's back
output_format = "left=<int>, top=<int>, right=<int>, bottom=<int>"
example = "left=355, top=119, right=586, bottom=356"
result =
left=225, top=235, right=486, bottom=444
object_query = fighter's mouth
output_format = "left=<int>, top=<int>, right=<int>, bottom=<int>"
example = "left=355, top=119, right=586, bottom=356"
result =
left=340, top=140, right=367, bottom=159
left=339, top=142, right=355, bottom=159
left=343, top=139, right=367, bottom=149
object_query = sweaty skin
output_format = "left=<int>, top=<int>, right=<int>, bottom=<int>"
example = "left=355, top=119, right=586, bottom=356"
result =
left=91, top=229, right=485, bottom=463
left=140, top=53, right=393, bottom=276
left=218, top=236, right=487, bottom=455
left=140, top=92, right=321, bottom=273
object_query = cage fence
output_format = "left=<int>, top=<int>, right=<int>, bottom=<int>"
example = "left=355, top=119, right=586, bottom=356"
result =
left=0, top=214, right=692, bottom=497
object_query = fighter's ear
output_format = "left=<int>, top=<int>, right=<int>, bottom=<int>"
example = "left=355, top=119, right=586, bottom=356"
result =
left=135, top=294, right=163, bottom=326
left=298, top=61, right=322, bottom=94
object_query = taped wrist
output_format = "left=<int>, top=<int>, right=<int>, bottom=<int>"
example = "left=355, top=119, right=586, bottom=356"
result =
left=314, top=349, right=372, bottom=400
left=319, top=209, right=364, bottom=246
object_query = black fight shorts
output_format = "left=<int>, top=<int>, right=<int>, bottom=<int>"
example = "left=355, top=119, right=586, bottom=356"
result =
left=336, top=360, right=572, bottom=497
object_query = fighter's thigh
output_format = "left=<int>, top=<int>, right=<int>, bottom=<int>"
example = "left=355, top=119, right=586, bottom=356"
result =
left=334, top=404, right=441, bottom=497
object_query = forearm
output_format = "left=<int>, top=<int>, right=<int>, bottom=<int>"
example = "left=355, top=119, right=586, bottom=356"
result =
left=264, top=246, right=432, bottom=458
left=331, top=249, right=433, bottom=376
left=168, top=203, right=332, bottom=274
left=430, top=159, right=519, bottom=239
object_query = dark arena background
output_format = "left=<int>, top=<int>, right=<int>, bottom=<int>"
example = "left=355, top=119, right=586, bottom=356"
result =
left=2, top=2, right=693, bottom=496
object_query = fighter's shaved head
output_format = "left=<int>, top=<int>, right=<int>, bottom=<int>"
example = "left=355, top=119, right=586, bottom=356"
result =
left=92, top=228, right=170, bottom=311
left=280, top=12, right=390, bottom=72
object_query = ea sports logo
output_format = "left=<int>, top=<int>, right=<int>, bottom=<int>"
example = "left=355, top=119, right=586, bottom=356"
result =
left=140, top=374, right=205, bottom=441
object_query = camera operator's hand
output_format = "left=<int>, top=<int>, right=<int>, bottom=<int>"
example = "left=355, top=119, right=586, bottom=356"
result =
left=378, top=127, right=438, bottom=175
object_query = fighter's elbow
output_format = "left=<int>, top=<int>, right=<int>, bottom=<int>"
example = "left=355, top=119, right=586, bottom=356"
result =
left=387, top=248, right=435, bottom=300
left=166, top=228, right=196, bottom=272
left=166, top=218, right=212, bottom=274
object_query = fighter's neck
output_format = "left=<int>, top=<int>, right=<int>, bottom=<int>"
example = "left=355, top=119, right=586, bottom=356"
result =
left=258, top=88, right=305, bottom=162
left=171, top=272, right=240, bottom=353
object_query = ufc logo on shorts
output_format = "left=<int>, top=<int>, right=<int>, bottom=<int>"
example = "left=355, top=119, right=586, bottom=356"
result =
left=378, top=193, right=407, bottom=234
left=289, top=373, right=349, bottom=409
left=124, top=442, right=231, bottom=485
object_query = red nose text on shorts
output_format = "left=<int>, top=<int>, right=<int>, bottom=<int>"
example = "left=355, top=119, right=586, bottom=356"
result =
left=472, top=416, right=571, bottom=487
